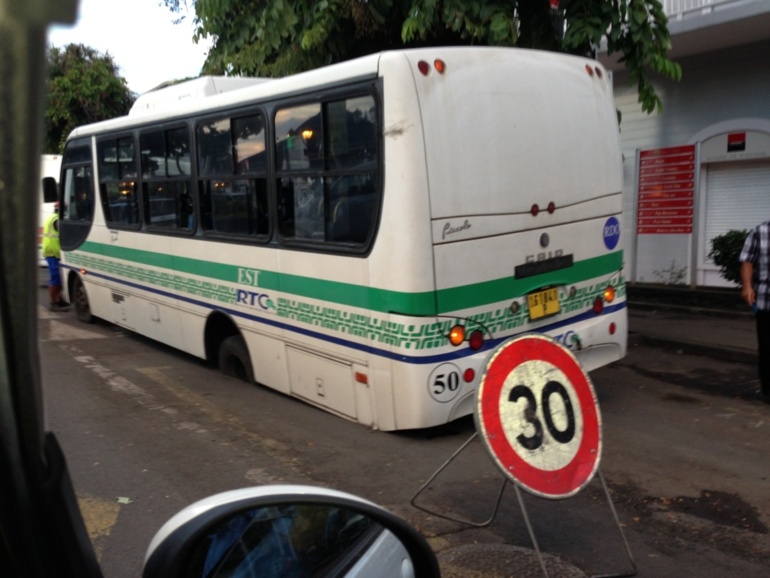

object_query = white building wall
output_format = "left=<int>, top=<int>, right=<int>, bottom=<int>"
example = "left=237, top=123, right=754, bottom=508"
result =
left=612, top=38, right=770, bottom=286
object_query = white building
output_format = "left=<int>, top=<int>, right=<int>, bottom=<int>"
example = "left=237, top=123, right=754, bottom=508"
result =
left=599, top=0, right=770, bottom=287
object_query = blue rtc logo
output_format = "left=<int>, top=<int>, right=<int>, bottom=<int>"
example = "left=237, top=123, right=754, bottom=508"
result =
left=603, top=216, right=620, bottom=250
left=236, top=290, right=275, bottom=311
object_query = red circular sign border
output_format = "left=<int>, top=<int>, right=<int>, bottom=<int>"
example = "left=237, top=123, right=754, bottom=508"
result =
left=475, top=334, right=602, bottom=499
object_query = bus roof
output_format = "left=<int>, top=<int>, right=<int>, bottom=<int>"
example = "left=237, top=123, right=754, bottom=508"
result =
left=67, top=47, right=608, bottom=142
left=69, top=52, right=384, bottom=138
left=129, top=76, right=271, bottom=117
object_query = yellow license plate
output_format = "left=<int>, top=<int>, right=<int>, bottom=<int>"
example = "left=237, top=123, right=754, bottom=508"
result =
left=527, top=288, right=560, bottom=320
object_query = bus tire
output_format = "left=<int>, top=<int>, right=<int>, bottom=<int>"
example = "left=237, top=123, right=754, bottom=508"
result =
left=72, top=276, right=94, bottom=324
left=218, top=335, right=254, bottom=384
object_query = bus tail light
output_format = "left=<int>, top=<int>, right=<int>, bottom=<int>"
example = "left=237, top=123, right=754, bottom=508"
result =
left=417, top=59, right=447, bottom=76
left=448, top=325, right=465, bottom=346
left=469, top=330, right=484, bottom=351
left=463, top=368, right=475, bottom=383
left=593, top=284, right=616, bottom=314
left=448, top=325, right=484, bottom=350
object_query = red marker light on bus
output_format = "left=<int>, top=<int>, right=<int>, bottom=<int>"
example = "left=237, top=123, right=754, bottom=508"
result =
left=530, top=204, right=540, bottom=216
left=609, top=322, right=616, bottom=335
left=468, top=330, right=484, bottom=351
left=463, top=368, right=475, bottom=383
left=585, top=64, right=594, bottom=77
left=417, top=60, right=430, bottom=76
left=593, top=297, right=604, bottom=314
left=547, top=201, right=556, bottom=214
left=448, top=325, right=465, bottom=346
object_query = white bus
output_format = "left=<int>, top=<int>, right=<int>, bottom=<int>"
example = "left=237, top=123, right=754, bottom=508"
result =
left=39, top=154, right=62, bottom=265
left=55, top=47, right=627, bottom=431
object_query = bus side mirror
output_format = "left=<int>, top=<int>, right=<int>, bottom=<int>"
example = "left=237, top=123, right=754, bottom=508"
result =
left=43, top=176, right=58, bottom=203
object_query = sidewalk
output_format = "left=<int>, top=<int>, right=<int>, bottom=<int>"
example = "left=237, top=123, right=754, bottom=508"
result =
left=627, top=299, right=758, bottom=365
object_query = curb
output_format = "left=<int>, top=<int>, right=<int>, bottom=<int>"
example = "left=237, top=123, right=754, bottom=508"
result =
left=627, top=300, right=754, bottom=320
left=629, top=332, right=757, bottom=366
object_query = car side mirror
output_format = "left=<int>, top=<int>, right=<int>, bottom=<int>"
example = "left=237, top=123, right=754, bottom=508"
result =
left=43, top=176, right=58, bottom=203
left=143, top=485, right=440, bottom=578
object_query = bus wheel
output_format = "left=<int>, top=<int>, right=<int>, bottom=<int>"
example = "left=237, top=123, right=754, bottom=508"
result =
left=218, top=335, right=254, bottom=383
left=72, top=276, right=94, bottom=324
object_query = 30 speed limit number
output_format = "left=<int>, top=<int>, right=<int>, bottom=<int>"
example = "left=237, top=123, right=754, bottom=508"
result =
left=475, top=335, right=602, bottom=499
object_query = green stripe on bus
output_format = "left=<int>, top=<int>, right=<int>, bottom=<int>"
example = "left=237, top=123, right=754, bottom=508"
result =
left=436, top=251, right=624, bottom=312
left=76, top=241, right=622, bottom=316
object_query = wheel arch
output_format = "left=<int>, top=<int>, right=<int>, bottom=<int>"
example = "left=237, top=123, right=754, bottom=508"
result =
left=66, top=269, right=94, bottom=323
left=204, top=310, right=242, bottom=369
left=65, top=268, right=80, bottom=300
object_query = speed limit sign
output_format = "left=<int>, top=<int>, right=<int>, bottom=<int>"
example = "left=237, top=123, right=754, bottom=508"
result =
left=475, top=334, right=602, bottom=499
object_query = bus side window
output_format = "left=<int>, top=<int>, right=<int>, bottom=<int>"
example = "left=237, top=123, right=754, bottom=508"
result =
left=141, top=127, right=194, bottom=231
left=234, top=115, right=266, bottom=175
left=197, top=114, right=269, bottom=240
left=277, top=177, right=296, bottom=238
left=99, top=136, right=140, bottom=227
left=198, top=118, right=233, bottom=176
left=274, top=96, right=378, bottom=247
left=63, top=167, right=94, bottom=223
left=59, top=138, right=95, bottom=252
left=327, top=96, right=377, bottom=170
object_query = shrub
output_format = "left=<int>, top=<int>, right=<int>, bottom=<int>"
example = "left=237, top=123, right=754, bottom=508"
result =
left=708, top=229, right=749, bottom=285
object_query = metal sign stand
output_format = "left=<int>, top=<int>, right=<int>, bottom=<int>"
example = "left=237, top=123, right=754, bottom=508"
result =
left=412, top=335, right=638, bottom=578
left=411, top=432, right=506, bottom=527
left=410, top=433, right=637, bottom=578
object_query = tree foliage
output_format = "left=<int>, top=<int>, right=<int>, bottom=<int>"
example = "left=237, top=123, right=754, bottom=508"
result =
left=163, top=0, right=681, bottom=114
left=44, top=44, right=135, bottom=153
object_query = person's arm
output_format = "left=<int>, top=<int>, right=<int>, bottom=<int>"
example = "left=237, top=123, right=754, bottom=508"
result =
left=740, top=261, right=755, bottom=306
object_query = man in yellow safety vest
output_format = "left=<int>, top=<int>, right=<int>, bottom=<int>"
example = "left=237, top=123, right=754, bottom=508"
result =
left=42, top=210, right=69, bottom=311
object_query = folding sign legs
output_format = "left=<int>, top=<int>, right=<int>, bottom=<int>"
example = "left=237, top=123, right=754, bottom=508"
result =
left=410, top=431, right=507, bottom=527
left=411, top=435, right=638, bottom=578
left=590, top=469, right=638, bottom=578
left=513, top=469, right=638, bottom=578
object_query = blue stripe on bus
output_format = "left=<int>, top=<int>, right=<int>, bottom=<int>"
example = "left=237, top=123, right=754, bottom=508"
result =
left=64, top=264, right=626, bottom=365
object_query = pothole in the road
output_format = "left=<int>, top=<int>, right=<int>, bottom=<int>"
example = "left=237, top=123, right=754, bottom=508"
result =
left=646, top=489, right=768, bottom=534
left=602, top=479, right=770, bottom=564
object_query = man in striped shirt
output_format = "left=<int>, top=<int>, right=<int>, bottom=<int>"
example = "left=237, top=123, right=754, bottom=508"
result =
left=740, top=220, right=770, bottom=404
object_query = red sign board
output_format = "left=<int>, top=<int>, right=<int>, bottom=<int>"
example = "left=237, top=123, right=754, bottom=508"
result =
left=475, top=335, right=602, bottom=499
left=637, top=144, right=696, bottom=234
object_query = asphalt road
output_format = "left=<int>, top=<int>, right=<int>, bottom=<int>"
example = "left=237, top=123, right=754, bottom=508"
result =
left=38, top=279, right=770, bottom=577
